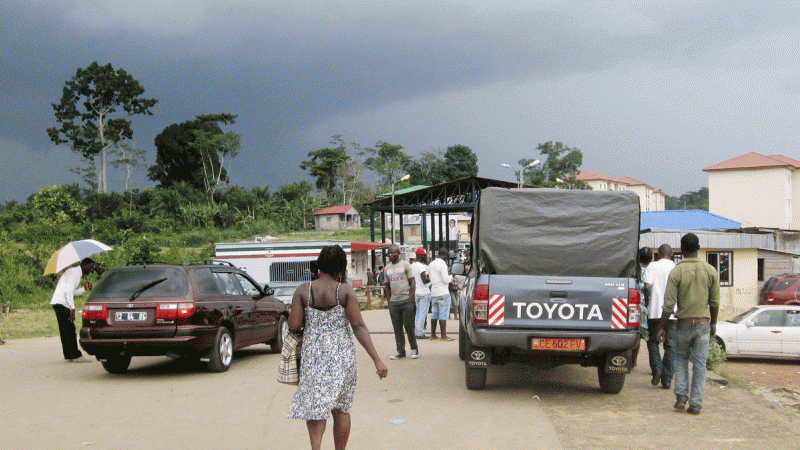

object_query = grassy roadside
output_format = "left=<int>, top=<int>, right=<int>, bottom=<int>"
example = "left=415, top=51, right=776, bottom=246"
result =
left=0, top=298, right=89, bottom=340
left=1, top=228, right=379, bottom=343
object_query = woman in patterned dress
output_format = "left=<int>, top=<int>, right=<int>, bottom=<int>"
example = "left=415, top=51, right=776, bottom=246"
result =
left=287, top=245, right=388, bottom=450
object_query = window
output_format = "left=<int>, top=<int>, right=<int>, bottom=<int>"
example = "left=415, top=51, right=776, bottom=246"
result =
left=706, top=252, right=733, bottom=286
left=787, top=310, right=800, bottom=327
left=757, top=258, right=765, bottom=282
left=751, top=309, right=785, bottom=327
left=214, top=272, right=244, bottom=295
left=234, top=273, right=261, bottom=296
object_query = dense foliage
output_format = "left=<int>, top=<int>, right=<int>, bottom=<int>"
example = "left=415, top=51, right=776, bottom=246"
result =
left=665, top=187, right=709, bottom=210
left=0, top=182, right=343, bottom=311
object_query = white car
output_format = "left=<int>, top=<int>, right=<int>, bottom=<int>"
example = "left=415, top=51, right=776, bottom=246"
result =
left=270, top=284, right=300, bottom=310
left=715, top=305, right=800, bottom=359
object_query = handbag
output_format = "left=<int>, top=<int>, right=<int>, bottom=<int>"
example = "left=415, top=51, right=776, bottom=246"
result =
left=277, top=331, right=303, bottom=385
left=277, top=282, right=315, bottom=385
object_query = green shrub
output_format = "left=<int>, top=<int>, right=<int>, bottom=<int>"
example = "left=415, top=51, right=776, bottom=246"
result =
left=707, top=339, right=726, bottom=371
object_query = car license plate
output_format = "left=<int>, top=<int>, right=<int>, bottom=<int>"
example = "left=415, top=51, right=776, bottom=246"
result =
left=531, top=338, right=585, bottom=351
left=115, top=311, right=147, bottom=321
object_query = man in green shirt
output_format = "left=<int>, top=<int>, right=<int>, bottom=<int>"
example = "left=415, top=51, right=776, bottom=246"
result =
left=657, top=233, right=720, bottom=415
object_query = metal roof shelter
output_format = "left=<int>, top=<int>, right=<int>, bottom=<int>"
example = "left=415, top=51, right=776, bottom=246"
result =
left=362, top=176, right=518, bottom=252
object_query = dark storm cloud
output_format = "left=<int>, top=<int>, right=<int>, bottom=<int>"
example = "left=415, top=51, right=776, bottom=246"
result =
left=1, top=1, right=797, bottom=201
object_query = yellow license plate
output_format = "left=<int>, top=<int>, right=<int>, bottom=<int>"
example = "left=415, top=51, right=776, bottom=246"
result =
left=531, top=338, right=585, bottom=351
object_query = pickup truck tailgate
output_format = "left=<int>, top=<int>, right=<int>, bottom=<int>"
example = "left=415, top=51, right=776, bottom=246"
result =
left=485, top=275, right=633, bottom=330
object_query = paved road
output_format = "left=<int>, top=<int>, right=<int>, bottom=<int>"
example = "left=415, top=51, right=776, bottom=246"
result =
left=1, top=311, right=798, bottom=449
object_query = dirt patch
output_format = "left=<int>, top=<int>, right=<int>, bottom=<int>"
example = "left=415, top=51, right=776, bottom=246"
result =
left=716, top=358, right=800, bottom=410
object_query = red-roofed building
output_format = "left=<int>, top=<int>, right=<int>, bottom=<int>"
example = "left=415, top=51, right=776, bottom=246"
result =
left=312, top=205, right=361, bottom=230
left=574, top=171, right=665, bottom=211
left=703, top=152, right=800, bottom=229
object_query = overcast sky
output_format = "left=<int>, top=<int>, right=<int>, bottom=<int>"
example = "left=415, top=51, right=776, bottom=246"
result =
left=1, top=0, right=798, bottom=203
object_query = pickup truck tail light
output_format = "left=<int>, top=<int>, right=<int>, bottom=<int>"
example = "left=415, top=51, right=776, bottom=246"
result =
left=627, top=288, right=641, bottom=328
left=472, top=284, right=489, bottom=323
left=155, top=303, right=196, bottom=320
left=82, top=304, right=107, bottom=321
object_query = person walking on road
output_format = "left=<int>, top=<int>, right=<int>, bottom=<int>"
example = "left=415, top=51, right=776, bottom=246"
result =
left=50, top=258, right=95, bottom=363
left=287, top=245, right=388, bottom=450
left=658, top=233, right=720, bottom=415
left=428, top=248, right=453, bottom=341
left=645, top=244, right=677, bottom=389
left=384, top=244, right=418, bottom=359
left=411, top=247, right=431, bottom=339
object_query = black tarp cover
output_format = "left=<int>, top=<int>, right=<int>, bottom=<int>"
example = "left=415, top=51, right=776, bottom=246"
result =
left=474, top=188, right=640, bottom=277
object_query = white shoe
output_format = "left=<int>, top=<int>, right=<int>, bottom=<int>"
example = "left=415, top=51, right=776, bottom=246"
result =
left=411, top=349, right=419, bottom=359
left=68, top=356, right=92, bottom=363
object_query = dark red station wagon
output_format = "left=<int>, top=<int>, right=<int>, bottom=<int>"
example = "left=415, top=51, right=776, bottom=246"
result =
left=759, top=274, right=800, bottom=306
left=80, top=260, right=288, bottom=374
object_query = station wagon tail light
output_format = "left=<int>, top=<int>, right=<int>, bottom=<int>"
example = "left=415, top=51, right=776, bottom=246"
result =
left=627, top=288, right=641, bottom=328
left=156, top=303, right=196, bottom=320
left=473, top=284, right=489, bottom=323
left=82, top=304, right=107, bottom=321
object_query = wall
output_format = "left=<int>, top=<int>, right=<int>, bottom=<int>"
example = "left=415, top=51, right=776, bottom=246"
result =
left=700, top=248, right=758, bottom=320
left=708, top=167, right=792, bottom=228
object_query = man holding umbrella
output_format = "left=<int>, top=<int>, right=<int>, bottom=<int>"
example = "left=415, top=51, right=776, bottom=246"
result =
left=50, top=258, right=95, bottom=362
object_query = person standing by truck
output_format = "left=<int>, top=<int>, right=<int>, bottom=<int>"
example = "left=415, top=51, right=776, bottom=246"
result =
left=411, top=247, right=431, bottom=339
left=658, top=233, right=720, bottom=415
left=384, top=244, right=418, bottom=359
left=645, top=244, right=677, bottom=389
left=428, top=248, right=453, bottom=341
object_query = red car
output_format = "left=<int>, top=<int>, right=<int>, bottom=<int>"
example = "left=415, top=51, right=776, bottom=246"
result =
left=759, top=274, right=800, bottom=305
left=80, top=260, right=288, bottom=374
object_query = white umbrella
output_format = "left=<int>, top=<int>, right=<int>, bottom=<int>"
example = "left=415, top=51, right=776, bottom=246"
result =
left=44, top=239, right=112, bottom=275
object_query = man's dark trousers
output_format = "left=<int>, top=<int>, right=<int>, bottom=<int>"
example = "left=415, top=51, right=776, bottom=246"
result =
left=52, top=304, right=83, bottom=360
left=389, top=300, right=417, bottom=356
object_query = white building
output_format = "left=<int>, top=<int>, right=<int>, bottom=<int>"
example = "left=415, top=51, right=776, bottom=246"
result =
left=311, top=205, right=361, bottom=230
left=574, top=171, right=666, bottom=211
left=703, top=152, right=800, bottom=229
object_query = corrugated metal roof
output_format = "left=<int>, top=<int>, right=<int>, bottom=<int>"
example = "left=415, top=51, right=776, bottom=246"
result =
left=640, top=230, right=776, bottom=251
left=377, top=185, right=430, bottom=197
left=640, top=210, right=740, bottom=231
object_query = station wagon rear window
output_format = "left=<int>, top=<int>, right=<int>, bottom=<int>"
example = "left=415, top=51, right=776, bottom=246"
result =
left=91, top=268, right=189, bottom=298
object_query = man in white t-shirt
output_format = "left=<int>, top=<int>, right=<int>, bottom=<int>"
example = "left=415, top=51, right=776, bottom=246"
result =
left=428, top=248, right=453, bottom=340
left=644, top=244, right=677, bottom=389
left=50, top=258, right=95, bottom=362
left=411, top=247, right=431, bottom=339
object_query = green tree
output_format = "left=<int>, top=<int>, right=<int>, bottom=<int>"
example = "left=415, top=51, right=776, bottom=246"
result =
left=148, top=114, right=239, bottom=195
left=110, top=142, right=146, bottom=192
left=443, top=144, right=478, bottom=180
left=407, top=148, right=446, bottom=185
left=665, top=187, right=709, bottom=210
left=29, top=185, right=87, bottom=243
left=330, top=136, right=370, bottom=205
left=523, top=141, right=589, bottom=188
left=300, top=138, right=350, bottom=196
left=364, top=142, right=412, bottom=190
left=47, top=62, right=157, bottom=193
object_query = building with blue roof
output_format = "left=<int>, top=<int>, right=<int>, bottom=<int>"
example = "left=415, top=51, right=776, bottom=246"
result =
left=639, top=210, right=800, bottom=319
left=640, top=210, right=740, bottom=231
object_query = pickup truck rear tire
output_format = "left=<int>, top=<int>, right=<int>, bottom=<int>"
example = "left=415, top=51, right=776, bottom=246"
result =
left=458, top=323, right=466, bottom=361
left=597, top=367, right=625, bottom=394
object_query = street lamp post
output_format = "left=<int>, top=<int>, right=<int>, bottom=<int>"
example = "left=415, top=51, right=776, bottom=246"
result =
left=391, top=174, right=411, bottom=243
left=501, top=160, right=540, bottom=188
